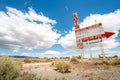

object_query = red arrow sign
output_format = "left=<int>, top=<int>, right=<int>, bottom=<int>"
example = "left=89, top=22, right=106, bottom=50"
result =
left=73, top=13, right=115, bottom=49
left=102, top=32, right=115, bottom=38
left=81, top=31, right=115, bottom=42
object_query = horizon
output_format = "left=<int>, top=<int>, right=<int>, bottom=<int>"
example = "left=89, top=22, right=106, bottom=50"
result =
left=0, top=0, right=120, bottom=58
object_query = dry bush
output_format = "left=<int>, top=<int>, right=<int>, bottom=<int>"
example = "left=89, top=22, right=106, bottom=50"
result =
left=0, top=56, right=21, bottom=80
left=23, top=58, right=32, bottom=63
left=31, top=59, right=40, bottom=63
left=44, top=58, right=52, bottom=62
left=110, top=58, right=120, bottom=65
left=55, top=61, right=71, bottom=73
left=70, top=56, right=80, bottom=64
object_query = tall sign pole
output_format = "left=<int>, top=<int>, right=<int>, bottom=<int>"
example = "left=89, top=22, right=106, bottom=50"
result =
left=73, top=13, right=84, bottom=63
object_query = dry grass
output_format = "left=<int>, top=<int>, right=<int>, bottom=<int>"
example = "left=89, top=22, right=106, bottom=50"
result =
left=23, top=58, right=53, bottom=63
left=0, top=56, right=21, bottom=80
left=54, top=61, right=71, bottom=73
left=70, top=56, right=80, bottom=64
left=1, top=56, right=120, bottom=80
left=110, top=58, right=120, bottom=65
left=21, top=58, right=120, bottom=80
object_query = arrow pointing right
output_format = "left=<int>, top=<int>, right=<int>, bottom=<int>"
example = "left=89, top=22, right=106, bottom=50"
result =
left=81, top=31, right=115, bottom=42
left=102, top=32, right=115, bottom=38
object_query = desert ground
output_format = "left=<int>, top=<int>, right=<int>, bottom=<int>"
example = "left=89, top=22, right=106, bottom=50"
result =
left=21, top=59, right=120, bottom=80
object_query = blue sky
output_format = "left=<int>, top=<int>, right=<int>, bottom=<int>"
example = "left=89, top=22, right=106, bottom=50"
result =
left=0, top=0, right=120, bottom=58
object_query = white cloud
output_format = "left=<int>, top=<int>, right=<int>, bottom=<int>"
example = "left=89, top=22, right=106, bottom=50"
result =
left=43, top=50, right=60, bottom=55
left=59, top=9, right=120, bottom=51
left=59, top=31, right=78, bottom=51
left=0, top=7, right=60, bottom=50
left=104, top=49, right=118, bottom=56
left=39, top=50, right=60, bottom=58
left=80, top=9, right=120, bottom=31
left=38, top=50, right=78, bottom=58
left=13, top=50, right=19, bottom=53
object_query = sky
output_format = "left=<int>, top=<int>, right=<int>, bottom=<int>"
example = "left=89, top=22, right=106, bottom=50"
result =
left=0, top=0, right=120, bottom=58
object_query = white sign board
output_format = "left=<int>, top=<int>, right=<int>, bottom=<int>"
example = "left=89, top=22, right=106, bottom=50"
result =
left=75, top=23, right=105, bottom=42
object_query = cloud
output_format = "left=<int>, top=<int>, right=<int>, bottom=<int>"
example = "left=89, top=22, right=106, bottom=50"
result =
left=0, top=7, right=60, bottom=50
left=80, top=10, right=120, bottom=31
left=59, top=31, right=78, bottom=51
left=38, top=50, right=78, bottom=58
left=59, top=9, right=120, bottom=51
left=38, top=50, right=61, bottom=58
left=43, top=50, right=60, bottom=55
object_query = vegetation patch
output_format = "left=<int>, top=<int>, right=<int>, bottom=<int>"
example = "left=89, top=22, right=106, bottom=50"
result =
left=70, top=56, right=80, bottom=64
left=55, top=61, right=71, bottom=73
left=0, top=56, right=21, bottom=80
left=110, top=58, right=120, bottom=65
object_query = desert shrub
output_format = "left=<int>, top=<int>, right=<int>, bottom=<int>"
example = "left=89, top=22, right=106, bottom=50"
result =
left=0, top=56, right=21, bottom=80
left=55, top=61, right=71, bottom=73
left=75, top=55, right=81, bottom=59
left=70, top=56, right=79, bottom=64
left=23, top=58, right=32, bottom=63
left=31, top=59, right=41, bottom=63
left=110, top=58, right=120, bottom=65
left=45, top=58, right=52, bottom=62
left=112, top=55, right=118, bottom=58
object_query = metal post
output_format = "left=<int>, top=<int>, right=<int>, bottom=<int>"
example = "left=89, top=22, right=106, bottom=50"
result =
left=82, top=48, right=84, bottom=60
left=99, top=38, right=106, bottom=61
left=80, top=48, right=83, bottom=63
left=87, top=41, right=94, bottom=64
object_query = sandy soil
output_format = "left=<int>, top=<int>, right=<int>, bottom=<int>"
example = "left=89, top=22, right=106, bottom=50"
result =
left=21, top=62, right=120, bottom=80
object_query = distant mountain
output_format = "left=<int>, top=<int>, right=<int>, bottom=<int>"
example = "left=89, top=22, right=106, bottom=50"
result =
left=10, top=55, right=34, bottom=58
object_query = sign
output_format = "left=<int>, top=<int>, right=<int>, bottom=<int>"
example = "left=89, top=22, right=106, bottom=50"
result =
left=76, top=23, right=105, bottom=42
left=73, top=13, right=115, bottom=48
left=73, top=12, right=115, bottom=63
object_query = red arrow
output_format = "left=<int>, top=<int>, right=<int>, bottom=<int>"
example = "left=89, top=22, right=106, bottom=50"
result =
left=81, top=31, right=115, bottom=42
left=102, top=32, right=115, bottom=38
